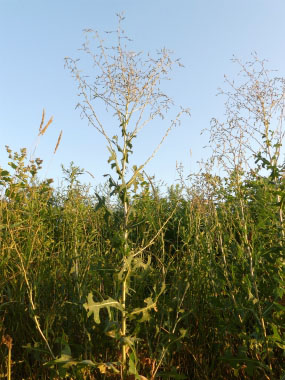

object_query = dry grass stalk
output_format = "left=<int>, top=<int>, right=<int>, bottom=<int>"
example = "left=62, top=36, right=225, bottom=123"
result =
left=39, top=116, right=53, bottom=136
left=54, top=130, right=63, bottom=154
left=38, top=108, right=54, bottom=137
left=39, top=109, right=45, bottom=133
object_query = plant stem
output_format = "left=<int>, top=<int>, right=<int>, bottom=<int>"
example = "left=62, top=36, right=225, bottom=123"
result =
left=121, top=277, right=127, bottom=377
left=7, top=343, right=11, bottom=380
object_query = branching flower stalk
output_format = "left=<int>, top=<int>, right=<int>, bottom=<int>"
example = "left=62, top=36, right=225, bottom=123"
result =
left=205, top=55, right=285, bottom=372
left=65, top=14, right=190, bottom=378
left=207, top=54, right=285, bottom=176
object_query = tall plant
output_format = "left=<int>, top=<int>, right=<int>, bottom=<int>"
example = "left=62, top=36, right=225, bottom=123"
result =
left=201, top=54, right=285, bottom=377
left=64, top=14, right=189, bottom=378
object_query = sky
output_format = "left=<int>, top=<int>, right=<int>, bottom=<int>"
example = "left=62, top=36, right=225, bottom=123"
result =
left=1, top=0, right=285, bottom=189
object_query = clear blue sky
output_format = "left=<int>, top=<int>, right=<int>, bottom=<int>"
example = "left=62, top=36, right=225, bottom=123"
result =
left=1, top=0, right=285, bottom=187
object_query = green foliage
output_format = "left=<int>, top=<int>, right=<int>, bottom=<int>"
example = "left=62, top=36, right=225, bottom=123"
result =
left=0, top=143, right=284, bottom=379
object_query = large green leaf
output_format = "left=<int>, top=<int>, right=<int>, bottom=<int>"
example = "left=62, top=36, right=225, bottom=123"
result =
left=83, top=293, right=123, bottom=324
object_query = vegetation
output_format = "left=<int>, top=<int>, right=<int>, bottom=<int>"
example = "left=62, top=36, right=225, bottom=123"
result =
left=0, top=18, right=284, bottom=380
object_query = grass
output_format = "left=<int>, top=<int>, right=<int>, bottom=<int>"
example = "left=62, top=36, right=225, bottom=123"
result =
left=0, top=153, right=284, bottom=379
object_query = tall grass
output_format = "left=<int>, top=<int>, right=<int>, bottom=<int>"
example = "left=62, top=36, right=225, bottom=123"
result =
left=0, top=144, right=284, bottom=379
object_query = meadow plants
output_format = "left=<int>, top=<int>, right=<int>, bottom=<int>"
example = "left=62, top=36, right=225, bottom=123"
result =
left=0, top=22, right=284, bottom=380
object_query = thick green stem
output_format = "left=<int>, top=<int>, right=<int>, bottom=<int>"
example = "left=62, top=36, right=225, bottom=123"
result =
left=121, top=277, right=127, bottom=376
left=121, top=208, right=129, bottom=377
left=120, top=106, right=130, bottom=377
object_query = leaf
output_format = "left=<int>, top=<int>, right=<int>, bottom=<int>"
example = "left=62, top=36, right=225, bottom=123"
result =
left=104, top=320, right=121, bottom=339
left=132, top=255, right=151, bottom=272
left=125, top=165, right=144, bottom=189
left=273, top=301, right=285, bottom=311
left=78, top=360, right=97, bottom=367
left=97, top=362, right=120, bottom=374
left=121, top=335, right=136, bottom=349
left=83, top=293, right=123, bottom=324
left=107, top=147, right=116, bottom=164
left=118, top=254, right=134, bottom=281
left=269, top=323, right=285, bottom=349
left=130, top=296, right=157, bottom=321
left=61, top=343, right=71, bottom=356
left=53, top=349, right=77, bottom=368
left=8, top=162, right=17, bottom=169
left=271, top=323, right=281, bottom=341
left=248, top=289, right=258, bottom=304
left=97, top=363, right=107, bottom=374
left=54, top=356, right=77, bottom=367
left=128, top=351, right=139, bottom=377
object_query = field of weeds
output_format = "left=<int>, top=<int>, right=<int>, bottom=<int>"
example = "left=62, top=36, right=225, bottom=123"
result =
left=0, top=18, right=284, bottom=380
